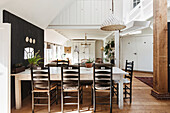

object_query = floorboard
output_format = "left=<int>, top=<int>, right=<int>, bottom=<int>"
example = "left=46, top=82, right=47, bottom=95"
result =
left=11, top=72, right=170, bottom=113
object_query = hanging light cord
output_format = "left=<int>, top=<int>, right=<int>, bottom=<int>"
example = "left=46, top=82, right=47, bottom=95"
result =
left=112, top=0, right=114, bottom=14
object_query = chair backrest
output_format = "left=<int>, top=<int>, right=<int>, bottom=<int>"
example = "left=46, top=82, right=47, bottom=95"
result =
left=93, top=63, right=113, bottom=89
left=95, top=58, right=102, bottom=63
left=57, top=59, right=69, bottom=67
left=125, top=60, right=134, bottom=81
left=61, top=64, right=80, bottom=89
left=31, top=65, right=50, bottom=90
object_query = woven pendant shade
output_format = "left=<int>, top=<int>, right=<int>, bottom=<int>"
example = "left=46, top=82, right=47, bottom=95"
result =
left=101, top=14, right=126, bottom=31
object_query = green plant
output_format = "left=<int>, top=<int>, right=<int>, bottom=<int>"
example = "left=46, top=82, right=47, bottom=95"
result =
left=111, top=40, right=115, bottom=47
left=86, top=58, right=94, bottom=63
left=104, top=40, right=115, bottom=61
left=28, top=50, right=43, bottom=67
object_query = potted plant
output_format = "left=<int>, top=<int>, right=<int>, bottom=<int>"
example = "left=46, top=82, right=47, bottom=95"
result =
left=104, top=41, right=115, bottom=64
left=85, top=58, right=94, bottom=68
left=28, top=50, right=43, bottom=69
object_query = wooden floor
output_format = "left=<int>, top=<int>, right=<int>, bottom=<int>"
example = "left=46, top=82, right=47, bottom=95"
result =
left=11, top=72, right=170, bottom=113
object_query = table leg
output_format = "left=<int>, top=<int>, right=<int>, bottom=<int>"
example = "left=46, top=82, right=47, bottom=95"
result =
left=15, top=76, right=21, bottom=109
left=118, top=76, right=123, bottom=109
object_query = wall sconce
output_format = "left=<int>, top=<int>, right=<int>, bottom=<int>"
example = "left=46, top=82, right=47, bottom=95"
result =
left=100, top=46, right=104, bottom=51
left=25, top=37, right=29, bottom=42
left=29, top=38, right=32, bottom=43
left=25, top=37, right=36, bottom=44
left=33, top=39, right=36, bottom=44
left=47, top=43, right=51, bottom=49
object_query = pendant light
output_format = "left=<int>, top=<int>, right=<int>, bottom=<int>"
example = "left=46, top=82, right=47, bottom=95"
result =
left=81, top=33, right=91, bottom=47
left=100, top=0, right=126, bottom=31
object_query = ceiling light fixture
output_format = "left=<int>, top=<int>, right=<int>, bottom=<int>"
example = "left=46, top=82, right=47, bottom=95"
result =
left=81, top=33, right=91, bottom=47
left=100, top=0, right=126, bottom=31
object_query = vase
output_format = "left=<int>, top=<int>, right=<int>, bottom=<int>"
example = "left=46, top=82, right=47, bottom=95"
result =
left=85, top=63, right=93, bottom=68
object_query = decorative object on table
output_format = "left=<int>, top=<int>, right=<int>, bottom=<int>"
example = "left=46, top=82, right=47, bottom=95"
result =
left=81, top=59, right=88, bottom=64
left=104, top=40, right=115, bottom=64
left=81, top=33, right=91, bottom=48
left=100, top=0, right=126, bottom=31
left=74, top=45, right=80, bottom=63
left=64, top=47, right=71, bottom=54
left=85, top=58, right=94, bottom=68
left=12, top=63, right=25, bottom=74
left=28, top=50, right=43, bottom=69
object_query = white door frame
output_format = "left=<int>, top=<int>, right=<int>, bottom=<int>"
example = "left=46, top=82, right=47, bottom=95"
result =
left=0, top=23, right=11, bottom=113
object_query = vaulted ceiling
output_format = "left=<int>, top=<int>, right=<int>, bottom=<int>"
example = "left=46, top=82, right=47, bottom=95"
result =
left=0, top=0, right=75, bottom=28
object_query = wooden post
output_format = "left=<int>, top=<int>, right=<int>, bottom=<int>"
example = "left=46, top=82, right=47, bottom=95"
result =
left=152, top=0, right=169, bottom=97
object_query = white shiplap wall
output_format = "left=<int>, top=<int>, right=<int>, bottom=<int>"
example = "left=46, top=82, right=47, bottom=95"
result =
left=50, top=0, right=112, bottom=25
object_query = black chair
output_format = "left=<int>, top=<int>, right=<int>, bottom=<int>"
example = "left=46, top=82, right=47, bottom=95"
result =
left=93, top=63, right=113, bottom=113
left=31, top=65, right=57, bottom=113
left=113, top=60, right=134, bottom=104
left=61, top=64, right=83, bottom=113
left=56, top=59, right=69, bottom=67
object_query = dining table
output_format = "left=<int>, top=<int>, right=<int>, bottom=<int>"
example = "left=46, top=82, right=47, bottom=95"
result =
left=11, top=66, right=128, bottom=110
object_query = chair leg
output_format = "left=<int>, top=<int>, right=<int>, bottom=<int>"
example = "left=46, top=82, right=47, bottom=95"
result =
left=78, top=88, right=80, bottom=112
left=125, top=85, right=127, bottom=99
left=61, top=89, right=64, bottom=113
left=110, top=87, right=113, bottom=113
left=38, top=92, right=40, bottom=104
left=112, top=85, right=114, bottom=97
left=130, top=84, right=132, bottom=104
left=48, top=92, right=51, bottom=113
left=56, top=85, right=58, bottom=105
left=80, top=86, right=83, bottom=104
left=117, top=83, right=119, bottom=105
left=93, top=88, right=96, bottom=112
left=91, top=85, right=93, bottom=105
left=32, top=92, right=34, bottom=113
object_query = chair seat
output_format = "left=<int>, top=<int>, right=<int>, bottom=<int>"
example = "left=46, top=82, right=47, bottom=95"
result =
left=63, top=86, right=83, bottom=92
left=96, top=86, right=110, bottom=90
left=114, top=78, right=130, bottom=84
left=32, top=83, right=57, bottom=92
left=64, top=86, right=78, bottom=90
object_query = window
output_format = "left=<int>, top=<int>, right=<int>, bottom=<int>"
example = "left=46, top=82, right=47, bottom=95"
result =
left=24, top=47, right=34, bottom=59
left=133, top=0, right=140, bottom=8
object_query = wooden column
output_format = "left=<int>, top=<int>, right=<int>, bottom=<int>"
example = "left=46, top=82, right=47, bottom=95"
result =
left=152, top=0, right=169, bottom=97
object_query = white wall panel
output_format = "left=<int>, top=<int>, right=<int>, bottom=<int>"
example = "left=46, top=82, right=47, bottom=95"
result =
left=44, top=29, right=69, bottom=45
left=120, top=34, right=153, bottom=72
left=50, top=0, right=112, bottom=26
left=0, top=23, right=11, bottom=113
